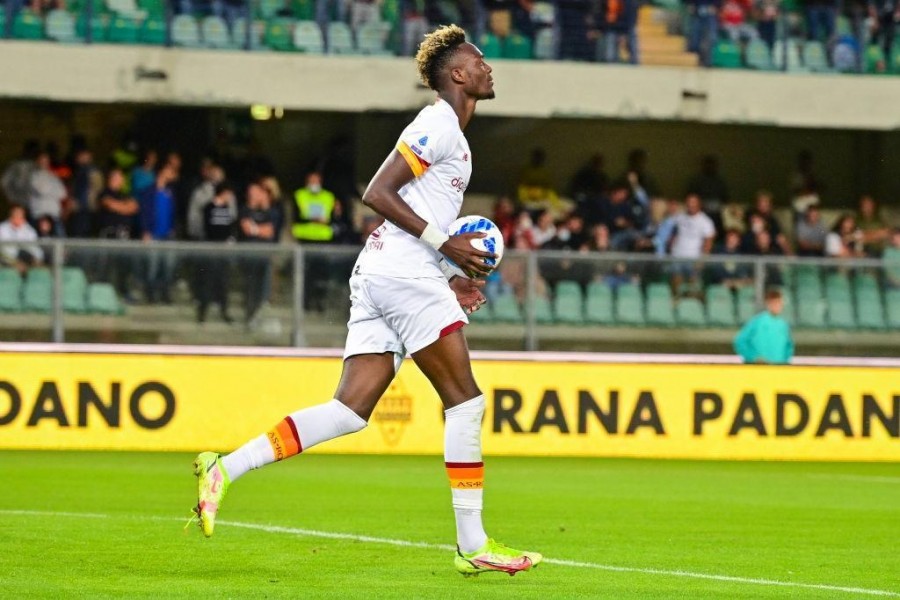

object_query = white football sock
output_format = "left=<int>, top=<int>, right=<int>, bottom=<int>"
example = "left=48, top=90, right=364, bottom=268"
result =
left=222, top=399, right=367, bottom=482
left=444, top=395, right=488, bottom=553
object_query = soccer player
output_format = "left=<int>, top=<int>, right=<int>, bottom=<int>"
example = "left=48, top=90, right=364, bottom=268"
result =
left=191, top=25, right=542, bottom=577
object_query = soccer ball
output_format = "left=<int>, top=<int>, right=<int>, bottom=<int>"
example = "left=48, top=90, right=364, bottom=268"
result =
left=440, top=215, right=505, bottom=279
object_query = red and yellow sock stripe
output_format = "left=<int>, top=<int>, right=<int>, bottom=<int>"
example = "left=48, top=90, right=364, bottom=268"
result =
left=267, top=417, right=302, bottom=461
left=446, top=461, right=484, bottom=489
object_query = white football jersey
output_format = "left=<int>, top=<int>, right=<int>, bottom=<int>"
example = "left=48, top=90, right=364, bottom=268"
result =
left=354, top=99, right=472, bottom=279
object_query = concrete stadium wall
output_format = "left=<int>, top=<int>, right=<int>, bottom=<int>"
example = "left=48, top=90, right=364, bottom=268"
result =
left=2, top=41, right=900, bottom=131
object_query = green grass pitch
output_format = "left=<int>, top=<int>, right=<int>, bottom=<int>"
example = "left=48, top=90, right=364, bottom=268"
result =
left=1, top=451, right=898, bottom=598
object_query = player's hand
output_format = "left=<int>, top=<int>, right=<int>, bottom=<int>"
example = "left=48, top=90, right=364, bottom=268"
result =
left=450, top=276, right=487, bottom=315
left=439, top=232, right=496, bottom=278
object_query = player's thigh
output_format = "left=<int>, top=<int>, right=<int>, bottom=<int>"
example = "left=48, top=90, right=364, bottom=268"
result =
left=411, top=329, right=481, bottom=410
left=334, top=352, right=397, bottom=421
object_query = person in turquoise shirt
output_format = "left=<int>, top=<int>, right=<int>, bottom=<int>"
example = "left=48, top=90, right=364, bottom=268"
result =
left=734, top=288, right=794, bottom=364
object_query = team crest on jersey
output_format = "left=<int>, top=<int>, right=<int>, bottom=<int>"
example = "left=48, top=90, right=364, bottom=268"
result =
left=418, top=135, right=429, bottom=146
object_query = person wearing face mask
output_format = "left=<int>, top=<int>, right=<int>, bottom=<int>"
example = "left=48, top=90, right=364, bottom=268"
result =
left=292, top=171, right=340, bottom=311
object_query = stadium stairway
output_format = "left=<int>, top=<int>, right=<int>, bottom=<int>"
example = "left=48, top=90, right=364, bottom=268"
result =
left=638, top=7, right=698, bottom=68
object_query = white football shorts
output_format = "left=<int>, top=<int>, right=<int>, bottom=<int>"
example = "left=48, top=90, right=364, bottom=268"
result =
left=343, top=274, right=468, bottom=360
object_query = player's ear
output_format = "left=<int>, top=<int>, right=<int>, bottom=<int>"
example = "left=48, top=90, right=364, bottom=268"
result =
left=449, top=66, right=466, bottom=85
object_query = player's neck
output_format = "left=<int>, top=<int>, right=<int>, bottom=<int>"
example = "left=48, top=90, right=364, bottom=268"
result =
left=437, top=93, right=477, bottom=131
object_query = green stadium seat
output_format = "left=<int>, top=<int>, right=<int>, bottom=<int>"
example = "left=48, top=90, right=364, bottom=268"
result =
left=76, top=14, right=109, bottom=42
left=70, top=0, right=108, bottom=15
left=797, top=299, right=827, bottom=328
left=503, top=33, right=532, bottom=59
left=292, top=0, right=315, bottom=20
left=264, top=17, right=294, bottom=51
left=779, top=288, right=796, bottom=326
left=13, top=10, right=45, bottom=40
left=0, top=269, right=23, bottom=312
left=86, top=283, right=122, bottom=315
left=258, top=0, right=285, bottom=19
left=201, top=16, right=232, bottom=48
left=293, top=20, right=323, bottom=53
left=737, top=294, right=757, bottom=323
left=825, top=272, right=852, bottom=303
left=137, top=0, right=164, bottom=18
left=676, top=298, right=706, bottom=326
left=864, top=45, right=888, bottom=74
left=22, top=268, right=52, bottom=313
left=827, top=298, right=856, bottom=329
left=615, top=283, right=645, bottom=326
left=108, top=15, right=140, bottom=43
left=491, top=292, right=523, bottom=323
left=585, top=283, right=614, bottom=325
left=773, top=40, right=805, bottom=71
left=233, top=18, right=266, bottom=50
left=46, top=9, right=80, bottom=42
left=140, top=17, right=167, bottom=44
left=380, top=0, right=398, bottom=23
left=534, top=27, right=553, bottom=60
left=327, top=21, right=355, bottom=54
left=553, top=281, right=583, bottom=324
left=803, top=41, right=830, bottom=72
left=856, top=295, right=886, bottom=330
left=531, top=295, right=554, bottom=324
left=646, top=296, right=675, bottom=327
left=891, top=44, right=900, bottom=74
left=357, top=20, right=391, bottom=55
left=62, top=267, right=88, bottom=313
left=746, top=39, right=775, bottom=70
left=795, top=270, right=823, bottom=302
left=479, top=32, right=502, bottom=59
left=886, top=290, right=900, bottom=329
left=646, top=282, right=671, bottom=301
left=106, top=0, right=146, bottom=18
left=711, top=40, right=742, bottom=68
left=706, top=284, right=736, bottom=327
left=171, top=14, right=201, bottom=46
left=854, top=272, right=879, bottom=296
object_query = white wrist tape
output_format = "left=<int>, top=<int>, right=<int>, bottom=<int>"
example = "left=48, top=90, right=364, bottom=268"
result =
left=420, top=222, right=449, bottom=251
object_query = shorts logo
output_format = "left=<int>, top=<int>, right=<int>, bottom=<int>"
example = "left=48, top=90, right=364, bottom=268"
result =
left=418, top=136, right=429, bottom=147
left=372, top=379, right=412, bottom=447
left=450, top=177, right=467, bottom=192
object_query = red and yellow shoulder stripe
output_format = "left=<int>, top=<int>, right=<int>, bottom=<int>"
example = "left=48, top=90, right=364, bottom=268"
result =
left=397, top=141, right=431, bottom=177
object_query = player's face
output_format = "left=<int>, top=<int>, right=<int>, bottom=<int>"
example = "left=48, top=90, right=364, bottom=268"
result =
left=461, top=44, right=495, bottom=100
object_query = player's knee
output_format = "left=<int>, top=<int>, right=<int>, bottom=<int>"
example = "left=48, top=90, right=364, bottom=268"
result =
left=333, top=398, right=371, bottom=430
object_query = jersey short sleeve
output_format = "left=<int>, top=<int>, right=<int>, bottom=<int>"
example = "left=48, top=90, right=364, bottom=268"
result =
left=396, top=118, right=455, bottom=178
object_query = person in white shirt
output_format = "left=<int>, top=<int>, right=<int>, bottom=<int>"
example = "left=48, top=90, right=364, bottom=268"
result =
left=191, top=25, right=542, bottom=577
left=0, top=204, right=44, bottom=272
left=28, top=152, right=67, bottom=236
left=670, top=193, right=716, bottom=293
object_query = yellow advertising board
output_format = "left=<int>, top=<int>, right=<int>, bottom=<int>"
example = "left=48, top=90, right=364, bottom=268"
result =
left=0, top=352, right=897, bottom=461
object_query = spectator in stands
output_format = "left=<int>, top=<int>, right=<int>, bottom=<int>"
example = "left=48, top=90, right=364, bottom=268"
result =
left=401, top=0, right=430, bottom=56
left=653, top=197, right=682, bottom=256
left=710, top=228, right=753, bottom=287
left=197, top=182, right=237, bottom=324
left=29, top=0, right=66, bottom=18
left=687, top=155, right=729, bottom=233
left=622, top=148, right=661, bottom=199
left=884, top=229, right=900, bottom=289
left=111, top=135, right=139, bottom=173
left=856, top=195, right=890, bottom=257
left=794, top=204, right=828, bottom=256
left=240, top=181, right=278, bottom=325
left=131, top=149, right=158, bottom=199
left=558, top=0, right=593, bottom=61
left=96, top=168, right=140, bottom=301
left=517, top=148, right=559, bottom=210
left=140, top=163, right=179, bottom=304
left=544, top=213, right=589, bottom=251
left=755, top=0, right=780, bottom=50
left=686, top=0, right=721, bottom=66
left=511, top=211, right=538, bottom=249
left=744, top=190, right=791, bottom=254
left=67, top=147, right=102, bottom=238
left=293, top=171, right=339, bottom=311
left=669, top=193, right=716, bottom=294
left=721, top=201, right=746, bottom=234
left=28, top=151, right=67, bottom=237
left=483, top=0, right=534, bottom=40
left=753, top=229, right=785, bottom=286
left=259, top=175, right=287, bottom=243
left=349, top=0, right=382, bottom=32
left=601, top=178, right=650, bottom=251
left=789, top=149, right=823, bottom=207
left=870, top=0, right=899, bottom=59
left=493, top=196, right=517, bottom=246
left=569, top=153, right=609, bottom=207
left=587, top=223, right=611, bottom=252
left=532, top=209, right=558, bottom=247
left=825, top=214, right=864, bottom=258
left=721, top=0, right=759, bottom=42
left=734, top=288, right=794, bottom=364
left=0, top=204, right=43, bottom=273
left=805, top=0, right=838, bottom=43
left=2, top=140, right=40, bottom=208
left=212, top=0, right=246, bottom=28
left=187, top=163, right=226, bottom=241
left=600, top=0, right=641, bottom=63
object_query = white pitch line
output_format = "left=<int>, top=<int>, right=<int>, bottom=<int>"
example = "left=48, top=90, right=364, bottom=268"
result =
left=1, top=509, right=897, bottom=598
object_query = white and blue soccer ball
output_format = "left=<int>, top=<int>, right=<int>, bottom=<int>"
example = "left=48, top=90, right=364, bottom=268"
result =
left=440, top=215, right=505, bottom=279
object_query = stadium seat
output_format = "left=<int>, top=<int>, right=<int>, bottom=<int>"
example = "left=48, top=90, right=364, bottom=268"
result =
left=773, top=40, right=805, bottom=71
left=645, top=283, right=674, bottom=326
left=258, top=0, right=285, bottom=19
left=137, top=0, right=164, bottom=18
left=264, top=17, right=294, bottom=51
left=0, top=269, right=23, bottom=312
left=796, top=299, right=827, bottom=328
left=737, top=291, right=757, bottom=323
left=675, top=298, right=706, bottom=326
left=105, top=0, right=146, bottom=19
left=172, top=14, right=201, bottom=47
left=853, top=272, right=879, bottom=296
left=108, top=15, right=140, bottom=43
left=746, top=40, right=775, bottom=70
left=503, top=33, right=532, bottom=59
left=87, top=283, right=122, bottom=315
left=795, top=270, right=823, bottom=302
left=864, top=45, right=888, bottom=74
left=886, top=290, right=900, bottom=328
left=856, top=294, right=886, bottom=330
left=478, top=32, right=502, bottom=59
left=827, top=298, right=856, bottom=329
left=13, top=10, right=45, bottom=40
left=22, top=268, right=52, bottom=313
left=76, top=14, right=109, bottom=42
left=534, top=27, right=554, bottom=60
left=491, top=292, right=523, bottom=323
left=615, top=283, right=645, bottom=326
left=356, top=20, right=391, bottom=55
left=292, top=0, right=315, bottom=20
left=327, top=21, right=355, bottom=54
left=824, top=272, right=852, bottom=302
left=45, top=9, right=79, bottom=43
left=140, top=17, right=167, bottom=45
left=711, top=40, right=742, bottom=68
left=779, top=288, right=796, bottom=326
left=585, top=282, right=614, bottom=324
left=292, top=20, right=323, bottom=53
left=201, top=16, right=232, bottom=48
left=553, top=281, right=583, bottom=324
left=832, top=40, right=858, bottom=73
left=232, top=18, right=266, bottom=50
left=706, top=284, right=736, bottom=327
left=380, top=0, right=398, bottom=24
left=62, top=267, right=88, bottom=313
left=891, top=44, right=900, bottom=74
left=803, top=41, right=831, bottom=72
left=533, top=295, right=554, bottom=324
